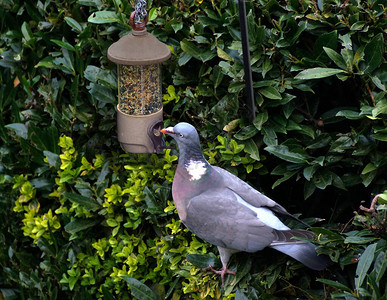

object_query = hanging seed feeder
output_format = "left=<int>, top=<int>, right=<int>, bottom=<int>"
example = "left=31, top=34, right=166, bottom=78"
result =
left=108, top=4, right=170, bottom=153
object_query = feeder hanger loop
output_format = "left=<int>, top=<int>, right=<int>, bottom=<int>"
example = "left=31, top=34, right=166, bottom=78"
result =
left=130, top=0, right=149, bottom=31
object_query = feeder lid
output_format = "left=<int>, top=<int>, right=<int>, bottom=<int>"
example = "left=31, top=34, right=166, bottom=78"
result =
left=108, top=30, right=171, bottom=65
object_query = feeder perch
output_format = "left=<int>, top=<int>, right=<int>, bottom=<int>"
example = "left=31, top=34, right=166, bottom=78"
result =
left=107, top=9, right=170, bottom=153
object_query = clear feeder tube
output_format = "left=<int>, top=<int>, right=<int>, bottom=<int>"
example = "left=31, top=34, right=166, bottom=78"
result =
left=118, top=64, right=162, bottom=115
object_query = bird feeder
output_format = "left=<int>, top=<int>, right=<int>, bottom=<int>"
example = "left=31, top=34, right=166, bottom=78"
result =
left=107, top=8, right=170, bottom=153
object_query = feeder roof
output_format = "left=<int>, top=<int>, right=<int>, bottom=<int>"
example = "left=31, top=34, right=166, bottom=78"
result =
left=107, top=29, right=171, bottom=65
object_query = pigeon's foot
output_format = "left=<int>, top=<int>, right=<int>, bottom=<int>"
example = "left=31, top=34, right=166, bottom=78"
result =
left=208, top=265, right=235, bottom=287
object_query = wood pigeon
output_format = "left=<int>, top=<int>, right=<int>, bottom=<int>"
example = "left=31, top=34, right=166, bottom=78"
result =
left=161, top=122, right=330, bottom=286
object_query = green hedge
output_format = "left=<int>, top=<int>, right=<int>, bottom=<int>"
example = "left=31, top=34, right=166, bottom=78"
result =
left=1, top=0, right=386, bottom=299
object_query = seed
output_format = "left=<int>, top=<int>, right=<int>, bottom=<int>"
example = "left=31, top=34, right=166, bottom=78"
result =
left=118, top=64, right=162, bottom=115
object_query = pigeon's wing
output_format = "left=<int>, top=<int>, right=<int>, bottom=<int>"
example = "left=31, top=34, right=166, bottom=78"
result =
left=212, top=166, right=309, bottom=227
left=183, top=187, right=277, bottom=253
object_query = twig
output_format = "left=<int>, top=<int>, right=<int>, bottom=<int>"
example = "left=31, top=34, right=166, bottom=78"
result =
left=360, top=194, right=380, bottom=213
left=365, top=82, right=375, bottom=106
left=360, top=194, right=385, bottom=226
left=340, top=216, right=354, bottom=234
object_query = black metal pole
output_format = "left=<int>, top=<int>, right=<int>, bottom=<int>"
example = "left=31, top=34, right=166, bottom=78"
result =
left=238, top=0, right=255, bottom=123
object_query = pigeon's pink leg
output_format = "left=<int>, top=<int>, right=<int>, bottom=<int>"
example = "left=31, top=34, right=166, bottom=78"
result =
left=208, top=265, right=236, bottom=287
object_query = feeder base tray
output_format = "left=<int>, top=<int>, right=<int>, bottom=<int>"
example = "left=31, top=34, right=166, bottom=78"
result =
left=117, top=106, right=163, bottom=153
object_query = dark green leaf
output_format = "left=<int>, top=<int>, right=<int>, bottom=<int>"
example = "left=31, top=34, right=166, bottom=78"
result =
left=262, top=126, right=278, bottom=146
left=372, top=97, right=387, bottom=117
left=363, top=33, right=384, bottom=74
left=235, top=289, right=249, bottom=300
left=329, top=136, right=353, bottom=153
left=228, top=82, right=245, bottom=93
left=276, top=22, right=306, bottom=47
left=253, top=111, right=268, bottom=131
left=171, top=21, right=183, bottom=33
left=314, top=31, right=338, bottom=59
left=272, top=170, right=298, bottom=189
left=355, top=243, right=377, bottom=289
left=350, top=21, right=366, bottom=31
left=64, top=193, right=101, bottom=211
left=5, top=123, right=28, bottom=139
left=121, top=277, right=160, bottom=300
left=313, top=169, right=333, bottom=189
left=217, top=47, right=233, bottom=61
left=143, top=187, right=163, bottom=214
left=303, top=165, right=319, bottom=181
left=311, top=228, right=344, bottom=241
left=21, top=21, right=33, bottom=43
left=88, top=11, right=120, bottom=24
left=43, top=151, right=60, bottom=169
left=64, top=17, right=83, bottom=33
left=64, top=219, right=99, bottom=234
left=373, top=251, right=387, bottom=282
left=259, top=86, right=282, bottom=100
left=344, top=236, right=377, bottom=244
left=212, top=65, right=224, bottom=89
left=304, top=181, right=316, bottom=200
left=265, top=145, right=310, bottom=164
left=295, top=68, right=346, bottom=80
left=243, top=139, right=260, bottom=161
left=316, top=279, right=352, bottom=292
left=102, top=286, right=115, bottom=300
left=186, top=254, right=221, bottom=269
left=35, top=57, right=56, bottom=69
left=361, top=163, right=377, bottom=175
left=234, top=125, right=258, bottom=140
left=88, top=83, right=116, bottom=104
left=178, top=52, right=192, bottom=66
left=323, top=47, right=347, bottom=70
left=371, top=131, right=387, bottom=141
left=336, top=110, right=362, bottom=120
left=51, top=39, right=75, bottom=51
left=180, top=40, right=215, bottom=62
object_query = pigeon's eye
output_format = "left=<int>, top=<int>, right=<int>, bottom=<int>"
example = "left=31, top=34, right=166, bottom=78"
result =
left=179, top=133, right=184, bottom=138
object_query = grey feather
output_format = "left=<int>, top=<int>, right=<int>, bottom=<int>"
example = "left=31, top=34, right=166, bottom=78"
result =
left=270, top=229, right=330, bottom=270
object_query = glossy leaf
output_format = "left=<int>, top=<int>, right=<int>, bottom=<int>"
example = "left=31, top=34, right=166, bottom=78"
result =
left=373, top=251, right=387, bottom=282
left=235, top=289, right=249, bottom=300
left=64, top=219, right=99, bottom=234
left=63, top=193, right=101, bottom=211
left=295, top=67, right=346, bottom=80
left=363, top=33, right=384, bottom=74
left=243, top=139, right=260, bottom=161
left=259, top=86, right=282, bottom=100
left=121, top=277, right=160, bottom=300
left=323, top=47, right=347, bottom=70
left=234, top=125, right=258, bottom=140
left=180, top=39, right=216, bottom=62
left=87, top=11, right=120, bottom=24
left=5, top=123, right=28, bottom=139
left=186, top=254, right=221, bottom=269
left=355, top=243, right=376, bottom=289
left=265, top=145, right=310, bottom=164
left=316, top=279, right=352, bottom=292
left=64, top=17, right=83, bottom=33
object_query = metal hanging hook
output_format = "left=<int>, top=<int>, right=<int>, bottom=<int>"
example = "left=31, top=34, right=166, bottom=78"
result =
left=134, top=0, right=147, bottom=23
left=130, top=0, right=148, bottom=31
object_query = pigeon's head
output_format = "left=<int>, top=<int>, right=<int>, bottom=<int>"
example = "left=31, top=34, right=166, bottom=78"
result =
left=161, top=122, right=201, bottom=150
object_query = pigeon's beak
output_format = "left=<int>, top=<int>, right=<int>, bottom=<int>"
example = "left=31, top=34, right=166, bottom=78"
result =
left=160, top=127, right=175, bottom=135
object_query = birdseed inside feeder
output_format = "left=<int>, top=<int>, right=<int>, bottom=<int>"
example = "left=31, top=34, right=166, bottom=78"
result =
left=107, top=11, right=170, bottom=153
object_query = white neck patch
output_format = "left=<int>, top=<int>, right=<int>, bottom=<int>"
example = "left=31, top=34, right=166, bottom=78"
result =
left=185, top=160, right=207, bottom=181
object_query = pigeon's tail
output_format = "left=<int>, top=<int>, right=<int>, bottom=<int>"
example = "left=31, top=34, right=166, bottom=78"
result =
left=269, top=229, right=331, bottom=271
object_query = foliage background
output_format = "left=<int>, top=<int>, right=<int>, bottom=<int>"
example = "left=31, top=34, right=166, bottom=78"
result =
left=0, top=0, right=386, bottom=299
